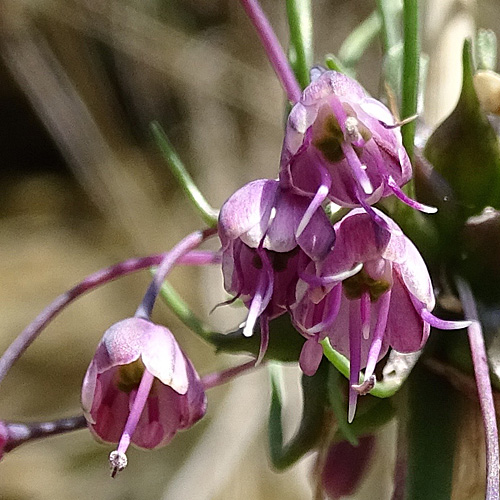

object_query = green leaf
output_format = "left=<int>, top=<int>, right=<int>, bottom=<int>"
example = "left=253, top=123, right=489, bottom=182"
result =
left=405, top=366, right=459, bottom=500
left=159, top=276, right=306, bottom=362
left=211, top=314, right=305, bottom=362
left=268, top=361, right=328, bottom=470
left=424, top=40, right=500, bottom=220
left=327, top=367, right=358, bottom=445
left=337, top=11, right=382, bottom=74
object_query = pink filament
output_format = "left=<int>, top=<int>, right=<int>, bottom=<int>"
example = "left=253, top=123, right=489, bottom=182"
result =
left=306, top=285, right=342, bottom=335
left=341, top=142, right=374, bottom=196
left=355, top=290, right=391, bottom=394
left=348, top=300, right=362, bottom=423
left=242, top=248, right=274, bottom=338
left=299, top=262, right=363, bottom=287
left=256, top=314, right=270, bottom=365
left=360, top=291, right=371, bottom=340
left=116, top=369, right=155, bottom=456
left=296, top=165, right=332, bottom=238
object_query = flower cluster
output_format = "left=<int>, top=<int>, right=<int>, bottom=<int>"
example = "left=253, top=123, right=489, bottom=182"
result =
left=0, top=66, right=473, bottom=486
left=219, top=69, right=466, bottom=420
left=1, top=2, right=498, bottom=496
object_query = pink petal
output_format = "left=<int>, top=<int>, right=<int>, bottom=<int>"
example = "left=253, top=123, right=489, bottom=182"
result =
left=299, top=338, right=324, bottom=376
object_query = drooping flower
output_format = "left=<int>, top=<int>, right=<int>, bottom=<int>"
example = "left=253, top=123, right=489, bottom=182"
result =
left=81, top=317, right=206, bottom=474
left=319, top=435, right=376, bottom=499
left=292, top=208, right=469, bottom=420
left=0, top=421, right=7, bottom=461
left=218, top=179, right=336, bottom=358
left=280, top=68, right=435, bottom=234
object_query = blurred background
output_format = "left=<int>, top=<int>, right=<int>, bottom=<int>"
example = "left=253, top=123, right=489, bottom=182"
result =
left=0, top=0, right=498, bottom=499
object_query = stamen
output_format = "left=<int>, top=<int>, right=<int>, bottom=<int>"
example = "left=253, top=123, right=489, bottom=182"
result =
left=354, top=290, right=391, bottom=394
left=296, top=166, right=332, bottom=238
left=420, top=308, right=472, bottom=330
left=209, top=293, right=241, bottom=314
left=242, top=276, right=266, bottom=338
left=362, top=138, right=436, bottom=213
left=356, top=192, right=396, bottom=234
left=242, top=249, right=274, bottom=337
left=348, top=300, right=362, bottom=423
left=111, top=369, right=155, bottom=475
left=344, top=116, right=362, bottom=143
left=379, top=114, right=418, bottom=129
left=386, top=176, right=438, bottom=214
left=109, top=451, right=128, bottom=478
left=327, top=95, right=372, bottom=194
left=256, top=314, right=270, bottom=365
left=306, top=285, right=342, bottom=335
left=360, top=291, right=371, bottom=340
left=329, top=94, right=368, bottom=145
left=411, top=295, right=471, bottom=330
left=300, top=262, right=363, bottom=287
left=342, top=141, right=374, bottom=195
left=353, top=375, right=376, bottom=396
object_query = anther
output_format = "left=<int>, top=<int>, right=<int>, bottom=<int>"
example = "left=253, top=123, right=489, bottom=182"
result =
left=109, top=450, right=128, bottom=478
left=344, top=116, right=362, bottom=142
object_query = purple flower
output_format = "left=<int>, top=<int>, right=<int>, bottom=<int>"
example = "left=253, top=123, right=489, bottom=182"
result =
left=292, top=208, right=468, bottom=420
left=81, top=318, right=206, bottom=473
left=280, top=69, right=435, bottom=233
left=218, top=179, right=335, bottom=356
left=320, top=435, right=376, bottom=499
left=0, top=421, right=7, bottom=461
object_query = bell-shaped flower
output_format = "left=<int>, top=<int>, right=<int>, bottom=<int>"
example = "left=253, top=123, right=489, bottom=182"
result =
left=81, top=317, right=206, bottom=474
left=291, top=208, right=469, bottom=421
left=0, top=421, right=7, bottom=461
left=320, top=435, right=376, bottom=499
left=280, top=68, right=435, bottom=234
left=218, top=179, right=335, bottom=358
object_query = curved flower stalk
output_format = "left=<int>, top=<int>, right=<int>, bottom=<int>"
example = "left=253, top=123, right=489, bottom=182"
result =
left=218, top=178, right=336, bottom=359
left=82, top=317, right=207, bottom=477
left=280, top=68, right=436, bottom=233
left=79, top=229, right=218, bottom=476
left=0, top=416, right=87, bottom=461
left=291, top=208, right=470, bottom=421
left=0, top=250, right=220, bottom=389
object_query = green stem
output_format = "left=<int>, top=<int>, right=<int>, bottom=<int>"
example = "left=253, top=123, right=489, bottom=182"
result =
left=327, top=366, right=358, bottom=445
left=159, top=280, right=216, bottom=344
left=338, top=11, right=382, bottom=70
left=401, top=0, right=419, bottom=168
left=405, top=366, right=458, bottom=500
left=286, top=0, right=313, bottom=89
left=268, top=361, right=328, bottom=470
left=150, top=122, right=219, bottom=227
